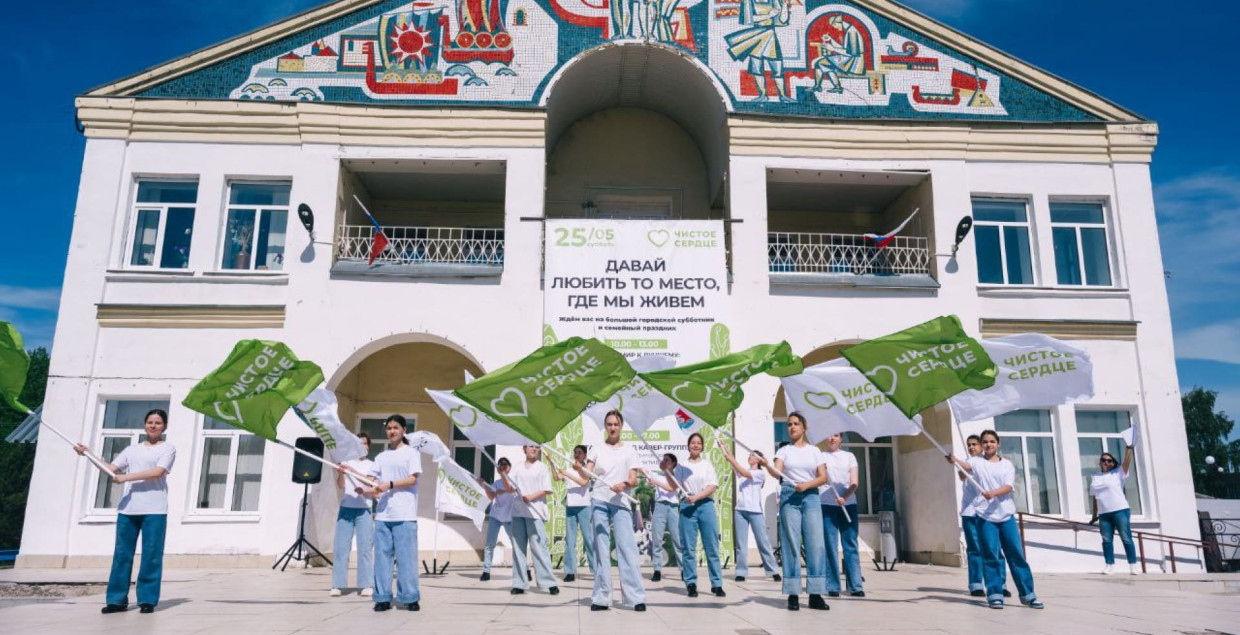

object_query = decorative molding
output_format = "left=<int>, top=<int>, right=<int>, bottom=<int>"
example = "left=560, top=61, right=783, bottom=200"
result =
left=979, top=318, right=1139, bottom=341
left=96, top=304, right=286, bottom=329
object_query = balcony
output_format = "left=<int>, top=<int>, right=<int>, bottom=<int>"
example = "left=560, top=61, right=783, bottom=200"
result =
left=333, top=225, right=504, bottom=277
left=768, top=232, right=936, bottom=288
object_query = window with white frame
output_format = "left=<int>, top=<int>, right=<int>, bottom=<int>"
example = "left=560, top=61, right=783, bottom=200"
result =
left=972, top=198, right=1035, bottom=285
left=360, top=415, right=417, bottom=460
left=194, top=417, right=266, bottom=513
left=128, top=181, right=198, bottom=269
left=994, top=409, right=1062, bottom=514
left=93, top=399, right=169, bottom=510
left=221, top=183, right=290, bottom=271
left=1050, top=201, right=1113, bottom=287
left=452, top=427, right=495, bottom=482
left=1076, top=409, right=1142, bottom=515
left=772, top=424, right=895, bottom=516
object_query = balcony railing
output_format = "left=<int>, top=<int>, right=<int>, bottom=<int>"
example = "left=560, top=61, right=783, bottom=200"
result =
left=768, top=232, right=931, bottom=276
left=336, top=224, right=504, bottom=267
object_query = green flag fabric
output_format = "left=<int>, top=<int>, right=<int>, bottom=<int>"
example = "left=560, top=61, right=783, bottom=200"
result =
left=641, top=341, right=804, bottom=428
left=840, top=315, right=997, bottom=418
left=182, top=341, right=325, bottom=441
left=454, top=337, right=635, bottom=444
left=0, top=321, right=31, bottom=413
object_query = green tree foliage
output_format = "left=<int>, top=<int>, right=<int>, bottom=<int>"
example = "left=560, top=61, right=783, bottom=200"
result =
left=0, top=346, right=48, bottom=549
left=1182, top=387, right=1240, bottom=497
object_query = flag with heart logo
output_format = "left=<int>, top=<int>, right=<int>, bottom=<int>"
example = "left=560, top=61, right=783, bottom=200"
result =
left=295, top=386, right=368, bottom=463
left=841, top=316, right=997, bottom=418
left=583, top=354, right=686, bottom=433
left=453, top=337, right=635, bottom=444
left=641, top=342, right=804, bottom=428
left=781, top=358, right=922, bottom=442
left=427, top=388, right=534, bottom=447
left=947, top=333, right=1094, bottom=422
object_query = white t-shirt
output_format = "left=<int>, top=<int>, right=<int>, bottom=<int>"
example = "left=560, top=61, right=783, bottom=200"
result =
left=340, top=458, right=376, bottom=510
left=587, top=442, right=639, bottom=506
left=647, top=472, right=680, bottom=504
left=490, top=478, right=517, bottom=523
left=819, top=449, right=858, bottom=506
left=966, top=456, right=1017, bottom=523
left=509, top=461, right=552, bottom=520
left=736, top=469, right=766, bottom=513
left=774, top=443, right=824, bottom=485
left=675, top=458, right=719, bottom=498
left=960, top=470, right=984, bottom=517
left=370, top=444, right=422, bottom=522
left=1090, top=467, right=1131, bottom=515
left=565, top=471, right=591, bottom=507
left=114, top=442, right=176, bottom=515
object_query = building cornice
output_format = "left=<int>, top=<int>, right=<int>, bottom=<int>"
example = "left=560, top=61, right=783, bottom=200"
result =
left=980, top=318, right=1139, bottom=341
left=96, top=304, right=287, bottom=329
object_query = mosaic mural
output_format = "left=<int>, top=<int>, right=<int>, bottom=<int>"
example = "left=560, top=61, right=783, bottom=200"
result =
left=141, top=0, right=1096, bottom=121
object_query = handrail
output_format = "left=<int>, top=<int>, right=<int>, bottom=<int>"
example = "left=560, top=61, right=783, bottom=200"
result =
left=1017, top=511, right=1221, bottom=573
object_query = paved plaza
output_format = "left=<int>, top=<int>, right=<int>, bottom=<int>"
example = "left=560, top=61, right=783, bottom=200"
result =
left=1, top=563, right=1237, bottom=635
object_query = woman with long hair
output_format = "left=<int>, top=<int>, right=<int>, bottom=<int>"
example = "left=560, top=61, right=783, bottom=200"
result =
left=768, top=412, right=829, bottom=611
left=478, top=457, right=516, bottom=582
left=508, top=445, right=560, bottom=595
left=359, top=415, right=422, bottom=612
left=578, top=410, right=646, bottom=611
left=720, top=442, right=780, bottom=583
left=644, top=453, right=684, bottom=582
left=549, top=444, right=597, bottom=581
left=819, top=433, right=862, bottom=597
left=676, top=432, right=725, bottom=598
left=1089, top=444, right=1138, bottom=575
left=332, top=433, right=375, bottom=597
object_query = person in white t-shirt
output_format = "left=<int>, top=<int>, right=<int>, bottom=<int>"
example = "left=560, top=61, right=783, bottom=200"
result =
left=769, top=413, right=829, bottom=611
left=643, top=453, right=684, bottom=582
left=332, top=433, right=376, bottom=597
left=358, top=415, right=422, bottom=612
left=578, top=410, right=646, bottom=611
left=549, top=444, right=597, bottom=581
left=478, top=457, right=516, bottom=582
left=76, top=408, right=176, bottom=615
left=959, top=434, right=1006, bottom=597
left=507, top=446, right=560, bottom=595
left=1088, top=444, right=1137, bottom=575
left=948, top=429, right=1043, bottom=610
left=819, top=434, right=863, bottom=597
left=676, top=432, right=725, bottom=598
left=720, top=441, right=779, bottom=583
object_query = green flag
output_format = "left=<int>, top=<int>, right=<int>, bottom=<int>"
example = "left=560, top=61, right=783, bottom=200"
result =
left=642, top=341, right=803, bottom=428
left=454, top=337, right=635, bottom=444
left=182, top=340, right=324, bottom=441
left=0, top=321, right=31, bottom=413
left=840, top=315, right=997, bottom=418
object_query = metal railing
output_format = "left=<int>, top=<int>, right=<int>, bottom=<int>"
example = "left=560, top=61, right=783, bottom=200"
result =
left=336, top=224, right=504, bottom=266
left=768, top=232, right=930, bottom=275
left=1017, top=511, right=1220, bottom=573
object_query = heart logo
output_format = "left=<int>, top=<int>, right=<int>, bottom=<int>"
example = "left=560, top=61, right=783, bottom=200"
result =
left=449, top=404, right=478, bottom=428
left=865, top=365, right=899, bottom=397
left=490, top=387, right=529, bottom=418
left=615, top=394, right=625, bottom=412
left=803, top=391, right=838, bottom=411
left=647, top=229, right=671, bottom=248
left=670, top=382, right=713, bottom=407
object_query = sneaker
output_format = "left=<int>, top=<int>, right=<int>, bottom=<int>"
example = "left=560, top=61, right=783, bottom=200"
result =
left=330, top=588, right=342, bottom=597
left=139, top=604, right=155, bottom=614
left=988, top=600, right=1004, bottom=610
left=404, top=602, right=420, bottom=611
left=849, top=591, right=865, bottom=598
left=1002, top=589, right=1011, bottom=598
left=527, top=569, right=532, bottom=582
left=101, top=604, right=127, bottom=614
left=686, top=583, right=698, bottom=598
left=549, top=586, right=560, bottom=596
left=564, top=574, right=576, bottom=582
left=1101, top=564, right=1114, bottom=575
left=1021, top=599, right=1045, bottom=609
left=374, top=602, right=391, bottom=612
left=827, top=591, right=840, bottom=598
left=735, top=576, right=746, bottom=582
left=773, top=574, right=782, bottom=582
left=510, top=588, right=525, bottom=595
left=634, top=603, right=647, bottom=612
left=808, top=594, right=830, bottom=611
left=590, top=604, right=609, bottom=611
left=787, top=595, right=800, bottom=611
left=1129, top=564, right=1140, bottom=575
left=360, top=588, right=373, bottom=597
left=711, top=586, right=726, bottom=597
left=480, top=572, right=491, bottom=582
left=652, top=571, right=662, bottom=582
left=970, top=589, right=985, bottom=597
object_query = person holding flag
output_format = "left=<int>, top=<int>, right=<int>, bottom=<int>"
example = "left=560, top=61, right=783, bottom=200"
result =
left=959, top=435, right=1008, bottom=598
left=947, top=430, right=1044, bottom=610
left=74, top=408, right=176, bottom=615
left=1088, top=444, right=1138, bottom=575
left=549, top=445, right=596, bottom=582
left=579, top=410, right=647, bottom=611
left=331, top=433, right=376, bottom=597
left=819, top=433, right=863, bottom=598
left=769, top=413, right=830, bottom=611
left=479, top=457, right=517, bottom=582
left=359, top=415, right=423, bottom=612
left=508, top=446, right=560, bottom=596
left=719, top=442, right=780, bottom=583
left=676, top=432, right=726, bottom=598
left=643, top=453, right=685, bottom=582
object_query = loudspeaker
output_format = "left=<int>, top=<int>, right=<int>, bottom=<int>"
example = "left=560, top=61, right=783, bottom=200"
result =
left=291, top=437, right=325, bottom=484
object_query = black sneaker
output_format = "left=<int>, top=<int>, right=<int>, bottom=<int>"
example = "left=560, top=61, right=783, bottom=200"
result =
left=849, top=591, right=865, bottom=598
left=787, top=595, right=800, bottom=611
left=549, top=587, right=560, bottom=596
left=735, top=576, right=746, bottom=582
left=652, top=571, right=662, bottom=582
left=590, top=604, right=609, bottom=611
left=970, top=589, right=985, bottom=597
left=374, top=602, right=391, bottom=612
left=686, top=583, right=698, bottom=598
left=828, top=591, right=840, bottom=597
left=527, top=570, right=532, bottom=582
left=101, top=604, right=127, bottom=614
left=634, top=603, right=647, bottom=612
left=510, top=588, right=525, bottom=595
left=773, top=574, right=782, bottom=582
left=404, top=602, right=420, bottom=611
left=138, top=604, right=155, bottom=614
left=711, top=587, right=726, bottom=597
left=1003, top=589, right=1012, bottom=598
left=564, top=574, right=576, bottom=582
left=808, top=594, right=830, bottom=611
left=480, top=572, right=491, bottom=582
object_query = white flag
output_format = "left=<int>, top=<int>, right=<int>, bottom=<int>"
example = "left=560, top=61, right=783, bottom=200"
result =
left=435, top=457, right=490, bottom=530
left=426, top=389, right=533, bottom=447
left=781, top=359, right=921, bottom=443
left=583, top=354, right=684, bottom=433
left=1121, top=424, right=1141, bottom=452
left=296, top=387, right=367, bottom=463
left=948, top=334, right=1094, bottom=423
left=405, top=430, right=452, bottom=463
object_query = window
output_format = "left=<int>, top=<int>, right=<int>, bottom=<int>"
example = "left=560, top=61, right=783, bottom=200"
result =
left=972, top=199, right=1034, bottom=285
left=1076, top=410, right=1142, bottom=515
left=221, top=183, right=290, bottom=271
left=93, top=399, right=169, bottom=510
left=771, top=424, right=895, bottom=516
left=360, top=415, right=417, bottom=460
left=452, top=427, right=495, bottom=482
left=1050, top=202, right=1112, bottom=286
left=128, top=181, right=198, bottom=269
left=994, top=410, right=1062, bottom=514
left=194, top=417, right=266, bottom=513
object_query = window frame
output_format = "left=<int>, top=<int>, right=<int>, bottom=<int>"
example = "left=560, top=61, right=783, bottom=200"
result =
left=971, top=197, right=1037, bottom=287
left=86, top=398, right=172, bottom=517
left=994, top=409, right=1064, bottom=516
left=125, top=178, right=199, bottom=271
left=1074, top=407, right=1145, bottom=519
left=840, top=435, right=897, bottom=518
left=217, top=180, right=293, bottom=273
left=1048, top=199, right=1116, bottom=288
left=186, top=415, right=267, bottom=520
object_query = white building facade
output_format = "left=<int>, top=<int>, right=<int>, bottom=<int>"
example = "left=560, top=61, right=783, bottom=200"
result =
left=21, top=0, right=1201, bottom=573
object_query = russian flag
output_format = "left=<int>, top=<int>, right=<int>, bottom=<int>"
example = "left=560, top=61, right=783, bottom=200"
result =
left=864, top=208, right=919, bottom=250
left=362, top=208, right=389, bottom=266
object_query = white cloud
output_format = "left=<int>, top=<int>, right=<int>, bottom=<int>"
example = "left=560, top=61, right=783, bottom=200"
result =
left=0, top=307, right=56, bottom=351
left=1176, top=320, right=1240, bottom=365
left=1156, top=169, right=1240, bottom=317
left=0, top=285, right=61, bottom=311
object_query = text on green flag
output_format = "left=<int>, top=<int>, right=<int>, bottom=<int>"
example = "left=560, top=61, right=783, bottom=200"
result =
left=641, top=341, right=803, bottom=428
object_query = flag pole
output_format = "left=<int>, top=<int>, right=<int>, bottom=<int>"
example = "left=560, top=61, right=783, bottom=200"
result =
left=634, top=436, right=689, bottom=501
left=541, top=444, right=640, bottom=507
left=288, top=408, right=378, bottom=488
left=911, top=419, right=987, bottom=493
left=716, top=425, right=850, bottom=523
left=35, top=415, right=117, bottom=478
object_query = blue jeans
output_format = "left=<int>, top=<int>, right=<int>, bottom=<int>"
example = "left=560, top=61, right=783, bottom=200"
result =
left=1099, top=508, right=1137, bottom=565
left=652, top=501, right=682, bottom=573
left=564, top=505, right=597, bottom=575
left=482, top=518, right=511, bottom=573
left=778, top=485, right=826, bottom=596
left=962, top=515, right=1005, bottom=592
left=591, top=503, right=646, bottom=606
left=679, top=498, right=723, bottom=588
left=980, top=517, right=1035, bottom=604
left=373, top=520, right=420, bottom=605
left=332, top=507, right=374, bottom=590
left=511, top=516, right=558, bottom=590
left=823, top=504, right=863, bottom=593
left=107, top=513, right=166, bottom=607
left=734, top=510, right=778, bottom=577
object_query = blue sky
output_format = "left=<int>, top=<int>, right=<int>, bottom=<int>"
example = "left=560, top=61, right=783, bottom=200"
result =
left=1, top=0, right=1238, bottom=427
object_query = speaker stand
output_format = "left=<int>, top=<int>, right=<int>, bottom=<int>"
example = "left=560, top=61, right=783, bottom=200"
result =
left=273, top=483, right=332, bottom=571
